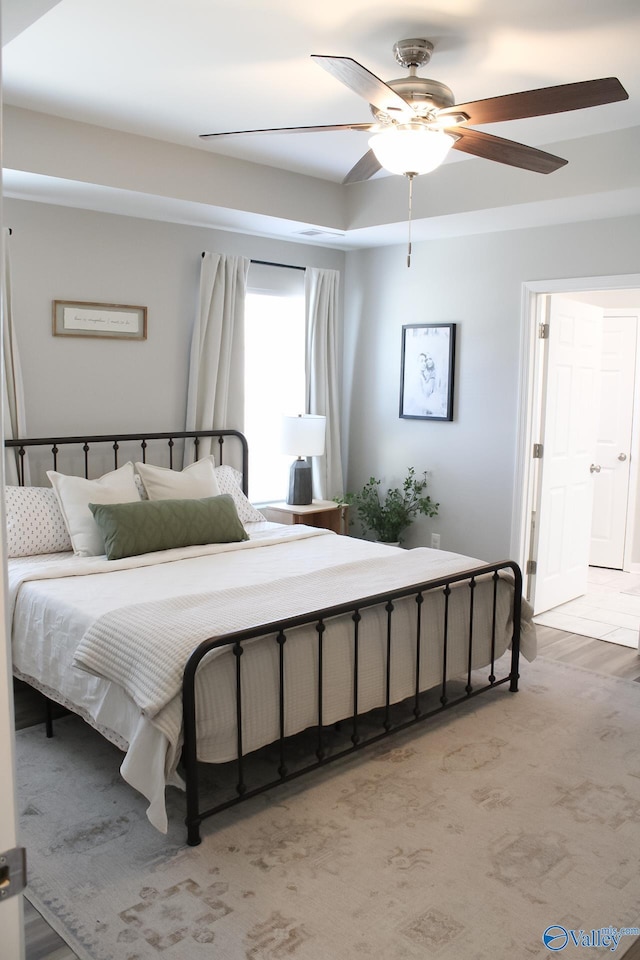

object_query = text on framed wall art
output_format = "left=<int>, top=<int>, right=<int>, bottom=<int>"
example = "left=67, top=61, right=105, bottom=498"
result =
left=53, top=301, right=147, bottom=340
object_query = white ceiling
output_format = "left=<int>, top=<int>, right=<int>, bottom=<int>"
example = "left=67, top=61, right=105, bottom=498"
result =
left=2, top=0, right=640, bottom=246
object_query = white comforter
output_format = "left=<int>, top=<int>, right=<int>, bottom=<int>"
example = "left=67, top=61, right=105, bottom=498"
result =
left=10, top=523, right=535, bottom=832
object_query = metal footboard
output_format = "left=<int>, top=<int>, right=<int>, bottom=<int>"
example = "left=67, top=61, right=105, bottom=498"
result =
left=182, top=559, right=522, bottom=846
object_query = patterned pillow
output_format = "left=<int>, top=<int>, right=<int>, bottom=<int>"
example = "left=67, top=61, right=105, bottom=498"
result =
left=214, top=465, right=266, bottom=523
left=134, top=473, right=148, bottom=500
left=5, top=486, right=72, bottom=557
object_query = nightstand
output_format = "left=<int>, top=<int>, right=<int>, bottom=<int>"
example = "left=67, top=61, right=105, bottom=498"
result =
left=262, top=499, right=349, bottom=535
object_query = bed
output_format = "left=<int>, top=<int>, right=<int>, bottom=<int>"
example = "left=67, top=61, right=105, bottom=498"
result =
left=6, top=429, right=536, bottom=845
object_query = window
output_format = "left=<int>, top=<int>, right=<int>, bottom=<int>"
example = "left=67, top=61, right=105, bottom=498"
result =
left=244, top=264, right=305, bottom=503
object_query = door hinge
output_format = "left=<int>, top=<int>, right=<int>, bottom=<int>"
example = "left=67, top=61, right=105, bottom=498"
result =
left=533, top=443, right=544, bottom=459
left=0, top=847, right=27, bottom=902
left=526, top=560, right=537, bottom=575
left=539, top=322, right=549, bottom=339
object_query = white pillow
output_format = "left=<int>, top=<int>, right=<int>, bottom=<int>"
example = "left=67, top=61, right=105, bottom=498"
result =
left=135, top=456, right=221, bottom=501
left=47, top=462, right=141, bottom=557
left=214, top=465, right=266, bottom=523
left=5, top=486, right=73, bottom=557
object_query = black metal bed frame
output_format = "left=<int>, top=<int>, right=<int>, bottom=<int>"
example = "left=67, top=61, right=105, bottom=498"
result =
left=182, top=560, right=521, bottom=846
left=6, top=429, right=249, bottom=494
left=6, top=429, right=522, bottom=847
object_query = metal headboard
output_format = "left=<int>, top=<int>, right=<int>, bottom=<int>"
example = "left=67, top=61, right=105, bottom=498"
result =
left=5, top=429, right=249, bottom=494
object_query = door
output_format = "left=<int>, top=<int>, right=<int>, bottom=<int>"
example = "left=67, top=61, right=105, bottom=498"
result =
left=1, top=134, right=26, bottom=956
left=532, top=297, right=602, bottom=615
left=590, top=314, right=637, bottom=569
left=0, top=558, right=24, bottom=958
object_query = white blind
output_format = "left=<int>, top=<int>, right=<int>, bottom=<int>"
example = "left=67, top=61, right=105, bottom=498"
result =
left=247, top=262, right=305, bottom=298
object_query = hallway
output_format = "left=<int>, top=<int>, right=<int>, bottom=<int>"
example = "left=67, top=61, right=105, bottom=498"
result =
left=533, top=566, right=640, bottom=649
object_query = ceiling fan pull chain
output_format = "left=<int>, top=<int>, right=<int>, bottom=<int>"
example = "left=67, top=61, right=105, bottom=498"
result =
left=406, top=173, right=414, bottom=268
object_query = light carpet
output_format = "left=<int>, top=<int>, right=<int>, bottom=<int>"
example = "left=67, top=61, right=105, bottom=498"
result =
left=16, top=657, right=640, bottom=960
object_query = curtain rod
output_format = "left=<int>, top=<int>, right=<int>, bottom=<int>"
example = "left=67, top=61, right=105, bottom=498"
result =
left=201, top=252, right=305, bottom=272
left=251, top=258, right=305, bottom=272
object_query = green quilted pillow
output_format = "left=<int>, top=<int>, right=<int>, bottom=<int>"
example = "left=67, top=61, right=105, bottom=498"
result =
left=88, top=494, right=248, bottom=560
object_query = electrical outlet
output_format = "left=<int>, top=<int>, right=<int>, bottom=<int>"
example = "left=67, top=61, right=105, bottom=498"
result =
left=431, top=533, right=440, bottom=549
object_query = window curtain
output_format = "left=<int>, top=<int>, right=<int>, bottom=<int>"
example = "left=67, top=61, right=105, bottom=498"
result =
left=305, top=267, right=343, bottom=499
left=2, top=228, right=29, bottom=484
left=185, top=252, right=250, bottom=460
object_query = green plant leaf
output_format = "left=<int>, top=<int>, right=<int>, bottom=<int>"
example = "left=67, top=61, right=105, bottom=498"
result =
left=343, top=468, right=439, bottom=543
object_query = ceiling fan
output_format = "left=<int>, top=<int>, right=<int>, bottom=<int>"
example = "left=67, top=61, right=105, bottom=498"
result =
left=200, top=38, right=629, bottom=184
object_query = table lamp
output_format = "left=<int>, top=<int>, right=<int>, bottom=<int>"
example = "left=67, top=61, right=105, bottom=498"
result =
left=281, top=414, right=326, bottom=505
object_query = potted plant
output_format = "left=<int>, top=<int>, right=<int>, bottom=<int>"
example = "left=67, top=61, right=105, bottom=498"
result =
left=342, top=468, right=439, bottom=545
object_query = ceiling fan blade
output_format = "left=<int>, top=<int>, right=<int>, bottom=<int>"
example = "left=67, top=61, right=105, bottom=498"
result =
left=199, top=122, right=374, bottom=139
left=440, top=77, right=628, bottom=126
left=311, top=54, right=412, bottom=117
left=342, top=149, right=382, bottom=184
left=450, top=127, right=568, bottom=174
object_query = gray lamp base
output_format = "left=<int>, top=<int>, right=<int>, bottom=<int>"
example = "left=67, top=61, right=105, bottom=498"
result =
left=287, top=458, right=312, bottom=505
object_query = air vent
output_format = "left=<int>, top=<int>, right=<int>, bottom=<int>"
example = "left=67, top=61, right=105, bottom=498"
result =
left=296, top=228, right=346, bottom=238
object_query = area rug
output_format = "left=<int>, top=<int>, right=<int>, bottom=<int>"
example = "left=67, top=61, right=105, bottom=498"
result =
left=16, top=657, right=640, bottom=960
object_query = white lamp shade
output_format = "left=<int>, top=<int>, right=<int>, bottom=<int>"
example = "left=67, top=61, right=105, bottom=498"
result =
left=281, top=414, right=326, bottom=457
left=369, top=125, right=454, bottom=176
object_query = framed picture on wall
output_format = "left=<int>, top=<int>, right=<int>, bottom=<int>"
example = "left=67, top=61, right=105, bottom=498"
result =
left=399, top=323, right=456, bottom=421
left=53, top=301, right=147, bottom=340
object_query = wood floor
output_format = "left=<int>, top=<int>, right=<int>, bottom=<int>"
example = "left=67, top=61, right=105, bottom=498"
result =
left=14, top=681, right=77, bottom=960
left=14, top=626, right=640, bottom=960
left=23, top=899, right=76, bottom=960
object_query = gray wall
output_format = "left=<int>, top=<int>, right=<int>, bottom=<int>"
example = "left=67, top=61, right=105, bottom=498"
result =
left=342, top=214, right=640, bottom=562
left=4, top=198, right=344, bottom=436
left=8, top=196, right=640, bottom=564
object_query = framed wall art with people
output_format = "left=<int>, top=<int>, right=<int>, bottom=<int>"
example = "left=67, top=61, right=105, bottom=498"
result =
left=399, top=322, right=456, bottom=421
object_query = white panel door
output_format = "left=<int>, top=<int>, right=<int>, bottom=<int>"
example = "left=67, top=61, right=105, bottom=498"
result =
left=0, top=186, right=25, bottom=953
left=533, top=297, right=602, bottom=615
left=589, top=315, right=637, bottom=569
left=0, top=544, right=24, bottom=955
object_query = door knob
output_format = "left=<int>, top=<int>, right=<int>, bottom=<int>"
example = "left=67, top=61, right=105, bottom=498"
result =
left=618, top=453, right=628, bottom=461
left=589, top=464, right=601, bottom=474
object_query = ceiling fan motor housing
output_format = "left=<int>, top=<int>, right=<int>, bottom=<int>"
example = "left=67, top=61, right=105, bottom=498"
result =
left=369, top=38, right=455, bottom=122
left=371, top=77, right=456, bottom=122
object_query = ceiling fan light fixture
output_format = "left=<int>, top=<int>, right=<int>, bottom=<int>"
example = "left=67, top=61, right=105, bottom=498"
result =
left=368, top=124, right=454, bottom=176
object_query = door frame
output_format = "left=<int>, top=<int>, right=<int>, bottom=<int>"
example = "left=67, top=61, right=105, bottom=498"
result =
left=511, top=273, right=640, bottom=600
left=0, top=214, right=25, bottom=956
